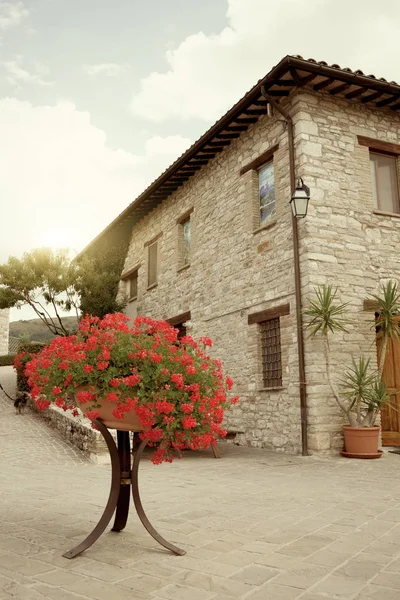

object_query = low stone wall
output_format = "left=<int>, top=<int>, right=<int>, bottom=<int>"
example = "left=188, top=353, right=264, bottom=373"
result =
left=29, top=399, right=114, bottom=464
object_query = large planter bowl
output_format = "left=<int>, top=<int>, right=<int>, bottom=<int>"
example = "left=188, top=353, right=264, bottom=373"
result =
left=342, top=425, right=381, bottom=458
left=76, top=390, right=144, bottom=432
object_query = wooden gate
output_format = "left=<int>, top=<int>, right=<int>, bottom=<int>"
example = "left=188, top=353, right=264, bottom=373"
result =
left=380, top=316, right=400, bottom=446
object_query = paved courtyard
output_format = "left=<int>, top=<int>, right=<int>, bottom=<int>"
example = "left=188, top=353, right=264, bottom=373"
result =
left=1, top=366, right=400, bottom=600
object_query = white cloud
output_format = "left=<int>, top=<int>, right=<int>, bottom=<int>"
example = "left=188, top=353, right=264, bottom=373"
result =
left=3, top=57, right=51, bottom=87
left=0, top=1, right=28, bottom=30
left=83, top=63, right=127, bottom=77
left=0, top=98, right=191, bottom=264
left=130, top=0, right=400, bottom=122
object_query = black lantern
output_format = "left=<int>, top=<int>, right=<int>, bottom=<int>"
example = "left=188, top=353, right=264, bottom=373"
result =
left=290, top=178, right=310, bottom=218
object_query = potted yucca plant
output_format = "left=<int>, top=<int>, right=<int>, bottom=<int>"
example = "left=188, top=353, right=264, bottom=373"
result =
left=304, top=282, right=399, bottom=457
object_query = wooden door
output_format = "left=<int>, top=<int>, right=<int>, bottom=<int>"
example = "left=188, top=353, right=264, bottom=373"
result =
left=380, top=317, right=400, bottom=446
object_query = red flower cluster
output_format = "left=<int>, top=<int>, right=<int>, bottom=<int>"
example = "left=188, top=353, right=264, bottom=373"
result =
left=24, top=313, right=238, bottom=464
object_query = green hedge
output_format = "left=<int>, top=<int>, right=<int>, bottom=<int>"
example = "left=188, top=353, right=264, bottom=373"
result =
left=0, top=354, right=16, bottom=367
left=15, top=342, right=46, bottom=392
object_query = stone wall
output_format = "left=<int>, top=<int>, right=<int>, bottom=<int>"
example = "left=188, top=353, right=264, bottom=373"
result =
left=293, top=89, right=400, bottom=451
left=120, top=87, right=400, bottom=455
left=121, top=108, right=304, bottom=453
left=0, top=309, right=10, bottom=356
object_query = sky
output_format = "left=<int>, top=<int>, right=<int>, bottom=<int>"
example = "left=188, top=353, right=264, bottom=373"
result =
left=1, top=0, right=400, bottom=321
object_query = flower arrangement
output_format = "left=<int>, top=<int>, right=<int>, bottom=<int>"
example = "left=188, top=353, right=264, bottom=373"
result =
left=25, top=313, right=238, bottom=464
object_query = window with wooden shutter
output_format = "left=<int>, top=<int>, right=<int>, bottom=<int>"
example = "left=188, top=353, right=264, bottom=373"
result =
left=370, top=152, right=400, bottom=214
left=126, top=271, right=138, bottom=300
left=148, top=241, right=158, bottom=287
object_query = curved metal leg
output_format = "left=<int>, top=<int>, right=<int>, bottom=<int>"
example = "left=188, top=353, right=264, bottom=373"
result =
left=131, top=437, right=186, bottom=556
left=112, top=431, right=131, bottom=532
left=63, top=420, right=121, bottom=559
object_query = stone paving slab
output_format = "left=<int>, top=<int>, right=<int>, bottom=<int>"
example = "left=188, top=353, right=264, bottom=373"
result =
left=1, top=365, right=400, bottom=599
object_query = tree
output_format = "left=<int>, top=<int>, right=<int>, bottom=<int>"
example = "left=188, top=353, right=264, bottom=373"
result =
left=0, top=245, right=128, bottom=336
left=0, top=248, right=79, bottom=336
left=74, top=244, right=128, bottom=319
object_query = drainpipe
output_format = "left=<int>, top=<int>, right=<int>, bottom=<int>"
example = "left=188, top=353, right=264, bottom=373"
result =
left=261, top=86, right=309, bottom=456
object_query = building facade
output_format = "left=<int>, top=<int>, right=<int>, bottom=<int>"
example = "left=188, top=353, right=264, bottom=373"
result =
left=86, top=56, right=400, bottom=454
left=0, top=308, right=10, bottom=356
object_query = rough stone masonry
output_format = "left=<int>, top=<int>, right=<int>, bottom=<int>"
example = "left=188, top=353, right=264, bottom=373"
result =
left=120, top=87, right=400, bottom=455
left=0, top=308, right=9, bottom=355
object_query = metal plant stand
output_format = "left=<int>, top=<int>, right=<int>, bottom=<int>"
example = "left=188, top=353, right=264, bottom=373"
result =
left=63, top=420, right=186, bottom=559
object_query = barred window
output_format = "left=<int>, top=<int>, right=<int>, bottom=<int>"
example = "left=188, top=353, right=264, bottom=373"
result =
left=260, top=318, right=282, bottom=388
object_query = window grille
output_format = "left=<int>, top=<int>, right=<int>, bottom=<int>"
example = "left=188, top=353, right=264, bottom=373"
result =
left=260, top=317, right=282, bottom=387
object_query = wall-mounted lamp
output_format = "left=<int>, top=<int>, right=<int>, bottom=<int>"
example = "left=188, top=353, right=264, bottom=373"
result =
left=290, top=178, right=310, bottom=218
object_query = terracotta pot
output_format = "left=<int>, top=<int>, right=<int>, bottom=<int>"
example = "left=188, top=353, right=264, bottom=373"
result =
left=342, top=426, right=380, bottom=455
left=75, top=388, right=144, bottom=432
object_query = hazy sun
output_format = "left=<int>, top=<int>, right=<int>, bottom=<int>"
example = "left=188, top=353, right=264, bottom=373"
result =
left=41, top=230, right=75, bottom=250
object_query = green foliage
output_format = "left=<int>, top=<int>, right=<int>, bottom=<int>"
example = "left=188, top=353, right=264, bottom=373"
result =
left=364, top=377, right=397, bottom=414
left=15, top=342, right=46, bottom=392
left=0, top=248, right=79, bottom=336
left=305, top=281, right=400, bottom=427
left=0, top=354, right=16, bottom=367
left=1, top=244, right=129, bottom=336
left=341, top=357, right=376, bottom=413
left=76, top=244, right=128, bottom=318
left=371, top=280, right=400, bottom=344
left=304, top=284, right=349, bottom=338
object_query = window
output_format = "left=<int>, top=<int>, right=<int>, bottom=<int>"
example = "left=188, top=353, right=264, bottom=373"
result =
left=126, top=271, right=138, bottom=300
left=166, top=311, right=191, bottom=342
left=260, top=318, right=282, bottom=388
left=176, top=208, right=193, bottom=269
left=148, top=241, right=158, bottom=287
left=182, top=217, right=191, bottom=266
left=370, top=152, right=400, bottom=214
left=258, top=161, right=276, bottom=227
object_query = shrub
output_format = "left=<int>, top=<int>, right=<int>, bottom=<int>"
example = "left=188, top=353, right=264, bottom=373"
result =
left=14, top=342, right=45, bottom=392
left=0, top=354, right=16, bottom=367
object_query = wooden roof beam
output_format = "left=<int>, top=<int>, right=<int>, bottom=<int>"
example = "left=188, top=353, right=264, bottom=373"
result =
left=206, top=140, right=231, bottom=147
left=330, top=83, right=351, bottom=95
left=376, top=95, right=399, bottom=107
left=223, top=125, right=248, bottom=132
left=361, top=91, right=383, bottom=104
left=266, top=90, right=290, bottom=96
left=198, top=148, right=220, bottom=154
left=314, top=78, right=333, bottom=91
left=269, top=79, right=296, bottom=87
left=345, top=87, right=365, bottom=99
left=244, top=108, right=269, bottom=116
left=234, top=117, right=258, bottom=124
left=215, top=132, right=240, bottom=139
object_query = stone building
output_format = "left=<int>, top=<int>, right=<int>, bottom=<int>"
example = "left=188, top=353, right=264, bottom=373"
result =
left=85, top=56, right=400, bottom=454
left=0, top=308, right=10, bottom=356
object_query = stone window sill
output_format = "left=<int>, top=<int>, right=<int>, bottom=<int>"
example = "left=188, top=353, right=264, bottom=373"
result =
left=127, top=296, right=138, bottom=303
left=258, top=386, right=284, bottom=392
left=146, top=283, right=158, bottom=292
left=373, top=209, right=400, bottom=219
left=253, top=219, right=277, bottom=235
left=177, top=263, right=190, bottom=273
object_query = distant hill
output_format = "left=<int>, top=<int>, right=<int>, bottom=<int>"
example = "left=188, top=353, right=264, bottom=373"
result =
left=9, top=316, right=79, bottom=343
